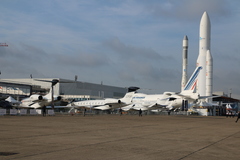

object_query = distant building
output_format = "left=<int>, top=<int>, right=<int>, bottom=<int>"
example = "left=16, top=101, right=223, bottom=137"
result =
left=0, top=80, right=32, bottom=100
left=1, top=78, right=127, bottom=101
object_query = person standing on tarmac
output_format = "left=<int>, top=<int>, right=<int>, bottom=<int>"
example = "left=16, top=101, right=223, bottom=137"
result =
left=83, top=108, right=86, bottom=116
left=139, top=109, right=142, bottom=117
left=235, top=112, right=240, bottom=123
left=119, top=108, right=122, bottom=116
left=42, top=105, right=46, bottom=117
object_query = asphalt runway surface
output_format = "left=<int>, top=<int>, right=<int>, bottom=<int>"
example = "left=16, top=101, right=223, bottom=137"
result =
left=1, top=114, right=240, bottom=160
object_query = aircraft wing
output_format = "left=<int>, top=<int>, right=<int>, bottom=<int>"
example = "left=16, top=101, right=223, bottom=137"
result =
left=30, top=99, right=48, bottom=105
left=122, top=103, right=155, bottom=111
left=104, top=102, right=123, bottom=108
left=94, top=105, right=112, bottom=110
left=122, top=104, right=135, bottom=111
left=132, top=104, right=149, bottom=111
left=72, top=105, right=96, bottom=109
left=197, top=95, right=220, bottom=99
left=104, top=99, right=130, bottom=108
left=68, top=103, right=108, bottom=109
left=173, top=93, right=199, bottom=101
left=175, top=93, right=220, bottom=101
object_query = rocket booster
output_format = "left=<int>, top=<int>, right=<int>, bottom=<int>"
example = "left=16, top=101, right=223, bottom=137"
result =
left=206, top=50, right=213, bottom=103
left=196, top=12, right=211, bottom=97
left=181, top=35, right=188, bottom=91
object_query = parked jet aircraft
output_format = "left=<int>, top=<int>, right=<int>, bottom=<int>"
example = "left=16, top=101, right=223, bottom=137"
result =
left=121, top=92, right=173, bottom=111
left=20, top=78, right=75, bottom=109
left=122, top=66, right=203, bottom=111
left=20, top=88, right=61, bottom=109
left=67, top=87, right=139, bottom=110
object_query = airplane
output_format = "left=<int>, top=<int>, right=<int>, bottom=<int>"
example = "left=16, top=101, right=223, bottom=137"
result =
left=66, top=87, right=139, bottom=110
left=20, top=78, right=75, bottom=109
left=20, top=87, right=61, bottom=109
left=159, top=66, right=203, bottom=110
left=5, top=96, right=21, bottom=107
left=121, top=92, right=172, bottom=111
left=121, top=66, right=203, bottom=112
left=19, top=79, right=62, bottom=109
left=33, top=79, right=62, bottom=109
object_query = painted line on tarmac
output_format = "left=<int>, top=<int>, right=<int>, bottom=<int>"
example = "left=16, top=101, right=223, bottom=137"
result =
left=178, top=130, right=240, bottom=160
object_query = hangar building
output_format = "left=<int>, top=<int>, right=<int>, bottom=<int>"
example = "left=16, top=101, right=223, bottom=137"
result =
left=0, top=78, right=127, bottom=101
left=0, top=80, right=32, bottom=101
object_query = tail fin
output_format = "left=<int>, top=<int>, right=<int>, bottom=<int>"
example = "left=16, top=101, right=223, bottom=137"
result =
left=183, top=66, right=202, bottom=92
left=44, top=88, right=61, bottom=102
left=119, top=91, right=135, bottom=104
left=44, top=88, right=53, bottom=99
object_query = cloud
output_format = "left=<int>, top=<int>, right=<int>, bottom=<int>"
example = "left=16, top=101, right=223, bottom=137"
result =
left=103, top=37, right=173, bottom=60
left=55, top=52, right=110, bottom=68
left=101, top=37, right=180, bottom=89
left=143, top=0, right=232, bottom=21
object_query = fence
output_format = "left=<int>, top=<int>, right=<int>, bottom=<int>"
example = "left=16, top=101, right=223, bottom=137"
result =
left=0, top=109, right=55, bottom=116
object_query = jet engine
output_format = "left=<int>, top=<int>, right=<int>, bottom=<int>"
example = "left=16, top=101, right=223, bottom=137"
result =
left=57, top=96, right=62, bottom=101
left=30, top=95, right=43, bottom=101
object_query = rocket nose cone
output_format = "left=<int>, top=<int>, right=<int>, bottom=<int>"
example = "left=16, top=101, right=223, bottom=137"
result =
left=200, top=11, right=211, bottom=28
left=201, top=11, right=210, bottom=21
left=183, top=35, right=188, bottom=47
left=183, top=35, right=188, bottom=40
left=206, top=50, right=213, bottom=59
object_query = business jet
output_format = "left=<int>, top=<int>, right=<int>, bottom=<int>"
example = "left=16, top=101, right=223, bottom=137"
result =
left=67, top=87, right=139, bottom=110
left=121, top=66, right=203, bottom=111
left=20, top=88, right=61, bottom=109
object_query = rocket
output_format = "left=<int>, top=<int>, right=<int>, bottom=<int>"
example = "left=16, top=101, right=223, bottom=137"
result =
left=196, top=12, right=213, bottom=100
left=181, top=35, right=188, bottom=91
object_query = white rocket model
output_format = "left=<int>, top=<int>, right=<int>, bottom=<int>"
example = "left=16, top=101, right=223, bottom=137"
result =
left=196, top=11, right=213, bottom=101
left=181, top=35, right=188, bottom=91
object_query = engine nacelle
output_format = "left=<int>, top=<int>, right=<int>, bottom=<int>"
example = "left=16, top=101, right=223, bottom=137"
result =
left=39, top=96, right=43, bottom=100
left=57, top=96, right=62, bottom=101
left=118, top=100, right=121, bottom=104
left=30, top=95, right=43, bottom=101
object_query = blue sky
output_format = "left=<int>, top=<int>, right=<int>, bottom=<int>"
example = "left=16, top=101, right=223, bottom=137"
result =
left=0, top=0, right=239, bottom=99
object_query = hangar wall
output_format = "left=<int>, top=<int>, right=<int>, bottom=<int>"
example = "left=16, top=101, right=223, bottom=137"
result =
left=0, top=80, right=32, bottom=99
left=1, top=78, right=127, bottom=100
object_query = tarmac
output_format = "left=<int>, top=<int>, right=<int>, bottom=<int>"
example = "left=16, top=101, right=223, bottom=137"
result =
left=0, top=114, right=240, bottom=160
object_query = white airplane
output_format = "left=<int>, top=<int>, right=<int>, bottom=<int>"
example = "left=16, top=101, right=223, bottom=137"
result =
left=122, top=66, right=203, bottom=111
left=20, top=88, right=62, bottom=109
left=160, top=66, right=204, bottom=110
left=5, top=96, right=21, bottom=107
left=67, top=87, right=138, bottom=110
left=121, top=92, right=172, bottom=111
left=19, top=79, right=63, bottom=109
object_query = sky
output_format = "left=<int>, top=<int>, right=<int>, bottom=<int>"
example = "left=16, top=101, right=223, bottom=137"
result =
left=0, top=0, right=239, bottom=99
